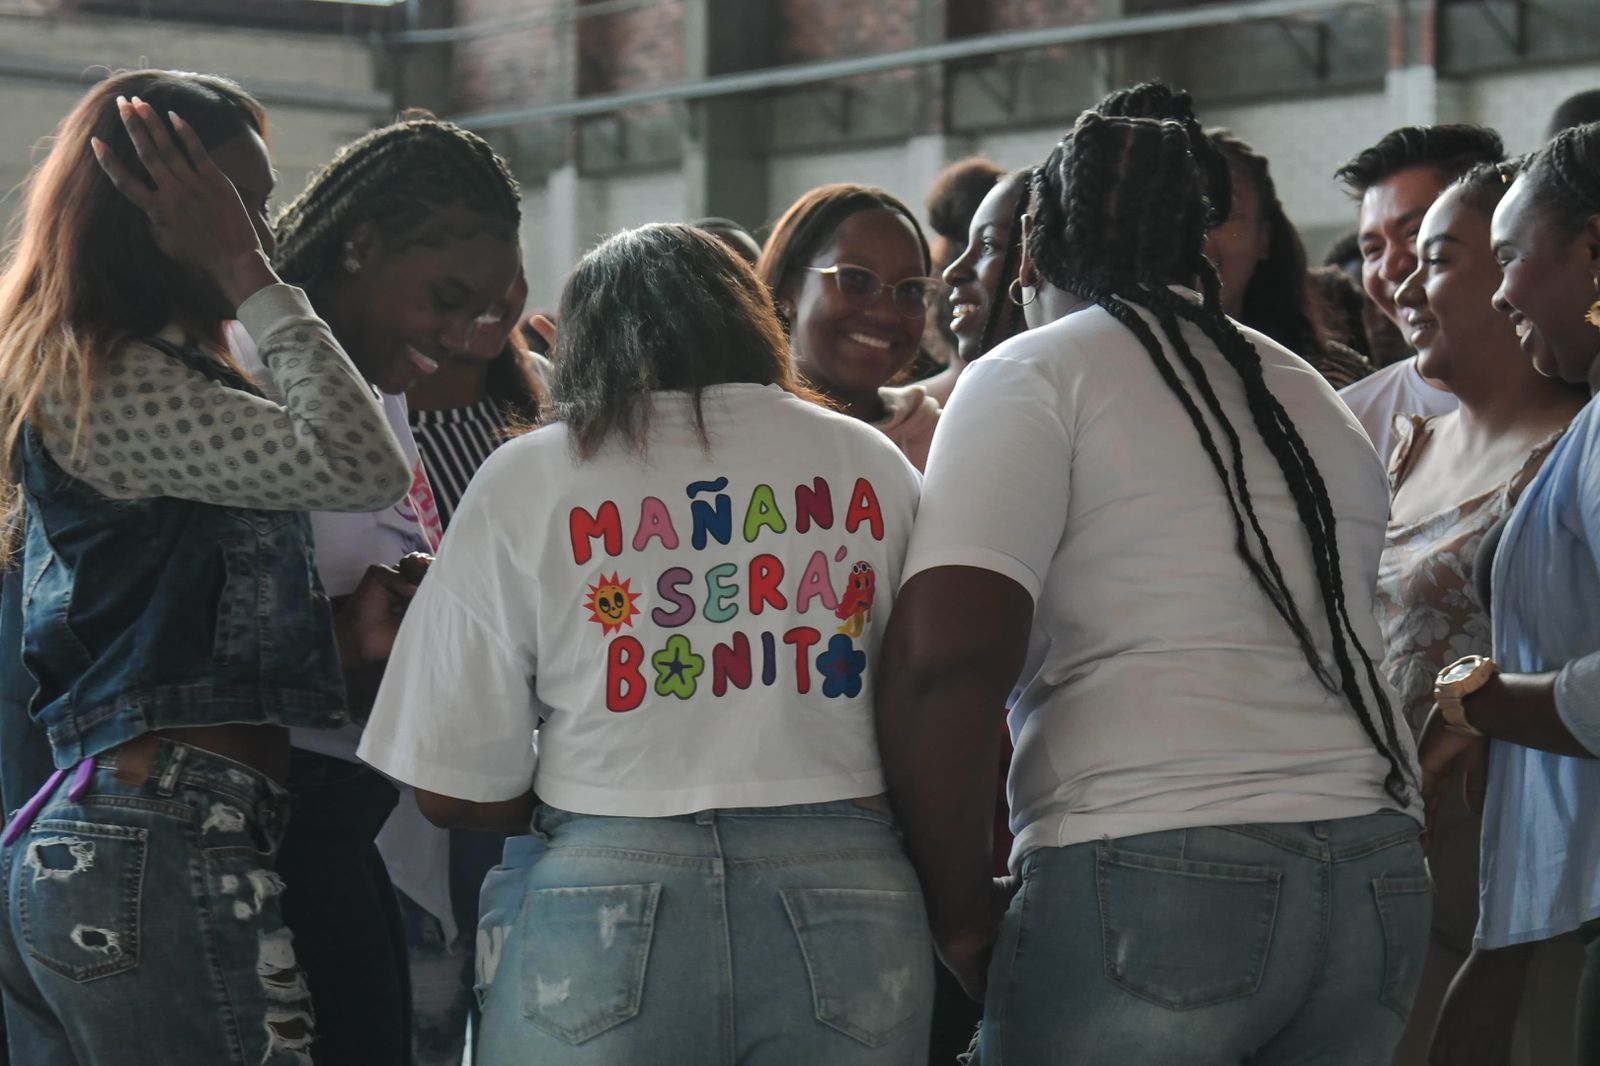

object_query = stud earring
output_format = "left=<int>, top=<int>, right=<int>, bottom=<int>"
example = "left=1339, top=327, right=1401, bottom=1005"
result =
left=1008, top=277, right=1037, bottom=307
left=342, top=242, right=361, bottom=275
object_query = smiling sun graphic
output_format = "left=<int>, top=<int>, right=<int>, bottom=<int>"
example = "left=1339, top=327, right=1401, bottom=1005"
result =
left=584, top=573, right=642, bottom=634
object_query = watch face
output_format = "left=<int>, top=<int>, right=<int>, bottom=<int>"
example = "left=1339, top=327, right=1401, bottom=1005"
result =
left=1440, top=657, right=1483, bottom=685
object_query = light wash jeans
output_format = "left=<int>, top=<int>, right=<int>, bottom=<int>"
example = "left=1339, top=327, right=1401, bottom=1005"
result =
left=971, top=811, right=1431, bottom=1065
left=476, top=800, right=935, bottom=1065
left=0, top=737, right=315, bottom=1065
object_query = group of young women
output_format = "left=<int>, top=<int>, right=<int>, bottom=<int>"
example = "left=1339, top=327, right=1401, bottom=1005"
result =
left=0, top=66, right=1595, bottom=1066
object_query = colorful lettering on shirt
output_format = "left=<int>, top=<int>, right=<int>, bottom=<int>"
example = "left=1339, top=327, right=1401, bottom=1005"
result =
left=793, top=477, right=833, bottom=533
left=633, top=496, right=680, bottom=551
left=580, top=476, right=889, bottom=711
left=606, top=635, right=646, bottom=712
left=843, top=478, right=884, bottom=540
left=688, top=478, right=733, bottom=550
left=742, top=484, right=787, bottom=542
left=652, top=567, right=695, bottom=628
left=570, top=501, right=623, bottom=564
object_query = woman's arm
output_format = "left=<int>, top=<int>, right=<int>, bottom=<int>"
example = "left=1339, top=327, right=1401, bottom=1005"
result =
left=52, top=94, right=412, bottom=511
left=415, top=787, right=537, bottom=832
left=38, top=287, right=411, bottom=513
left=876, top=565, right=1032, bottom=1000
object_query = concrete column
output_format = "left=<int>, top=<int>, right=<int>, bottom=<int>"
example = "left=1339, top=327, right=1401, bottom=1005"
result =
left=527, top=0, right=587, bottom=307
left=681, top=0, right=775, bottom=228
left=1383, top=0, right=1467, bottom=126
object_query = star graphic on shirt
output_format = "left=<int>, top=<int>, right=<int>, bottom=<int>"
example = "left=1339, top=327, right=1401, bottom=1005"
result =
left=651, top=635, right=704, bottom=700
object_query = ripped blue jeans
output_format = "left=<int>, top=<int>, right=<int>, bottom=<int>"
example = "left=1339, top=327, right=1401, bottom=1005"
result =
left=0, top=736, right=315, bottom=1066
left=476, top=800, right=935, bottom=1066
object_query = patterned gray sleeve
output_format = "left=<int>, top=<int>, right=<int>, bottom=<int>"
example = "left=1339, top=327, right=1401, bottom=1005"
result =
left=38, top=284, right=412, bottom=512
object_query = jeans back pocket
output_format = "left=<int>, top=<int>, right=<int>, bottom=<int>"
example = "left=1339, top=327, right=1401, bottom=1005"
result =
left=1096, top=845, right=1281, bottom=1010
left=782, top=887, right=934, bottom=1048
left=1372, top=871, right=1432, bottom=1020
left=519, top=882, right=660, bottom=1044
left=17, top=818, right=147, bottom=983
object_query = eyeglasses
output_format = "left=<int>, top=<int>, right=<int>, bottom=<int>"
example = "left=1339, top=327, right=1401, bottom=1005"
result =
left=806, top=264, right=942, bottom=319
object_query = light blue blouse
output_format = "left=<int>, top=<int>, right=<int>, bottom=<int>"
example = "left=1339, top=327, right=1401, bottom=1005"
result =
left=1479, top=393, right=1600, bottom=948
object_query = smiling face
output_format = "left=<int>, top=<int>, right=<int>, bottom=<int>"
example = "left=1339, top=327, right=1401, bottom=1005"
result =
left=585, top=574, right=641, bottom=634
left=783, top=207, right=927, bottom=406
left=1491, top=175, right=1600, bottom=386
left=1392, top=186, right=1514, bottom=384
left=943, top=175, right=1025, bottom=363
left=319, top=204, right=523, bottom=395
left=1358, top=164, right=1454, bottom=329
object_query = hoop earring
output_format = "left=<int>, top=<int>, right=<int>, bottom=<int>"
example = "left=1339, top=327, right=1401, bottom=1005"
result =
left=1008, top=277, right=1037, bottom=307
left=1586, top=276, right=1600, bottom=331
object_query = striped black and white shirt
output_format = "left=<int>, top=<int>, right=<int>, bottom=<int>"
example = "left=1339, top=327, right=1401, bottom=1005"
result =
left=409, top=398, right=511, bottom=529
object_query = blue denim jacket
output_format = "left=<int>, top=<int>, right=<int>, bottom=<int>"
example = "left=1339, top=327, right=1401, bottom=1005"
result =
left=18, top=338, right=349, bottom=767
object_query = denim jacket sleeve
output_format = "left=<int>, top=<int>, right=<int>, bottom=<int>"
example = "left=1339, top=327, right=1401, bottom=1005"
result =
left=36, top=284, right=411, bottom=513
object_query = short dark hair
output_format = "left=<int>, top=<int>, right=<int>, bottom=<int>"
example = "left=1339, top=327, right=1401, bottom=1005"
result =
left=550, top=224, right=807, bottom=458
left=1548, top=90, right=1600, bottom=140
left=1334, top=124, right=1505, bottom=197
left=1519, top=121, right=1600, bottom=237
left=925, top=157, right=1007, bottom=244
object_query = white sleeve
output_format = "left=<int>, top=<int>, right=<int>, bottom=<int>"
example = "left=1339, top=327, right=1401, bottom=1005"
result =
left=359, top=447, right=540, bottom=801
left=901, top=353, right=1072, bottom=601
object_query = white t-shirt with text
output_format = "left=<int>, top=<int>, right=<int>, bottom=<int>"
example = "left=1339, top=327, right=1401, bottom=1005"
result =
left=905, top=297, right=1422, bottom=870
left=360, top=384, right=922, bottom=816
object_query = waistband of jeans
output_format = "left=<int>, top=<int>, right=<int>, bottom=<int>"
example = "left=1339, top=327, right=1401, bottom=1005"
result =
left=100, top=734, right=287, bottom=809
left=1216, top=810, right=1421, bottom=862
left=543, top=796, right=895, bottom=829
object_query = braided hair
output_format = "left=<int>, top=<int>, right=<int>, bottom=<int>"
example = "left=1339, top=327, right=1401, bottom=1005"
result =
left=1029, top=112, right=1413, bottom=802
left=1096, top=82, right=1232, bottom=226
left=1523, top=121, right=1600, bottom=235
left=273, top=115, right=521, bottom=291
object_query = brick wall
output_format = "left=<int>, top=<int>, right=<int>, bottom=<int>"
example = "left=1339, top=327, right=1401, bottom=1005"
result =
left=450, top=0, right=565, bottom=113
left=576, top=0, right=684, bottom=94
left=952, top=0, right=1099, bottom=37
left=776, top=0, right=918, bottom=62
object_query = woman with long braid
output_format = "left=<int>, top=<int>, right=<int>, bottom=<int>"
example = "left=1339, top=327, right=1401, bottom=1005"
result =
left=264, top=116, right=524, bottom=1065
left=878, top=111, right=1428, bottom=1062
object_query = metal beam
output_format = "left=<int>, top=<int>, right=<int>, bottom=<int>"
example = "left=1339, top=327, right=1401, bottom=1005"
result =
left=391, top=0, right=663, bottom=45
left=453, top=0, right=1380, bottom=131
left=0, top=51, right=394, bottom=113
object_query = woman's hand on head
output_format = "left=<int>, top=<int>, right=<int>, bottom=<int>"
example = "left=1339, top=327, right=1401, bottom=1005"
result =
left=91, top=95, right=276, bottom=312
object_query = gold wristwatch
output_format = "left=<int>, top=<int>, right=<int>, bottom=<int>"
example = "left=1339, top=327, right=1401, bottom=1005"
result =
left=1433, top=655, right=1499, bottom=736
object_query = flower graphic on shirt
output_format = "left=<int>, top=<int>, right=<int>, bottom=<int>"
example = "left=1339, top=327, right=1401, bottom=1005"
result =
left=584, top=573, right=641, bottom=634
left=815, top=634, right=866, bottom=699
left=652, top=635, right=704, bottom=700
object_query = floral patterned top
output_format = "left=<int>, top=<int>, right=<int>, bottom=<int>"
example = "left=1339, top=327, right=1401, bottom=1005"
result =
left=1376, top=415, right=1565, bottom=735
